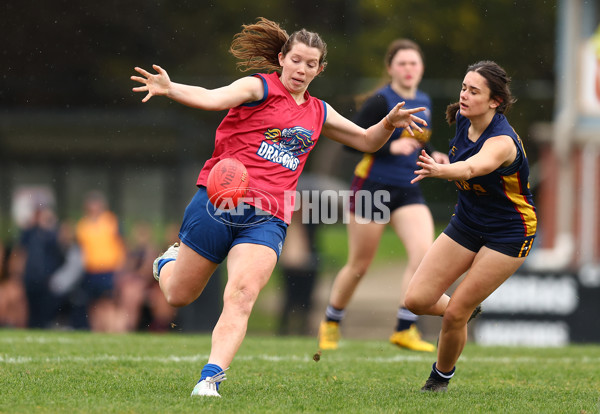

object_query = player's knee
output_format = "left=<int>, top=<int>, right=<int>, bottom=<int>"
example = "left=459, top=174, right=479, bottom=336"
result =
left=346, top=262, right=369, bottom=278
left=404, top=293, right=426, bottom=315
left=224, top=286, right=258, bottom=316
left=163, top=289, right=195, bottom=308
left=442, top=305, right=469, bottom=327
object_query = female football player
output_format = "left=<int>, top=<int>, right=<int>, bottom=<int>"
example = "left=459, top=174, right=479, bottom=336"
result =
left=131, top=17, right=427, bottom=397
left=406, top=60, right=537, bottom=392
left=318, top=39, right=449, bottom=353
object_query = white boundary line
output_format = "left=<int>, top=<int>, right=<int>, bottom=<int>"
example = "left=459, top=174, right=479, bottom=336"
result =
left=2, top=353, right=600, bottom=364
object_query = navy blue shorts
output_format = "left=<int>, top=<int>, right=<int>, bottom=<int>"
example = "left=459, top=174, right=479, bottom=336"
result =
left=82, top=272, right=114, bottom=301
left=179, top=187, right=288, bottom=263
left=443, top=220, right=535, bottom=258
left=348, top=177, right=425, bottom=222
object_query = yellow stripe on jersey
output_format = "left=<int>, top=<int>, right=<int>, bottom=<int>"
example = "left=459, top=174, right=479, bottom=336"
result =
left=502, top=174, right=537, bottom=237
left=354, top=154, right=374, bottom=178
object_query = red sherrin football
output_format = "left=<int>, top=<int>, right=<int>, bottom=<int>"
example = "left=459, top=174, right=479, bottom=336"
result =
left=206, top=158, right=249, bottom=210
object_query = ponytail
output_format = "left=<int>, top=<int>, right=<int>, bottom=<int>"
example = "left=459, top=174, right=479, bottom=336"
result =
left=445, top=102, right=460, bottom=125
left=229, top=17, right=289, bottom=73
left=229, top=17, right=328, bottom=74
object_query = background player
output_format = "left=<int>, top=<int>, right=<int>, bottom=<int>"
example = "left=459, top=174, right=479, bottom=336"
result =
left=319, top=39, right=448, bottom=352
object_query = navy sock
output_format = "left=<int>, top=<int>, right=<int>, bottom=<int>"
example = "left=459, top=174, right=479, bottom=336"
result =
left=396, top=307, right=418, bottom=331
left=200, top=363, right=224, bottom=389
left=325, top=305, right=345, bottom=323
left=429, top=362, right=455, bottom=382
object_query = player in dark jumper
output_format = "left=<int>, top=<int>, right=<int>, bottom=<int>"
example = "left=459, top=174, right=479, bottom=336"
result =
left=405, top=60, right=537, bottom=392
left=318, top=39, right=449, bottom=353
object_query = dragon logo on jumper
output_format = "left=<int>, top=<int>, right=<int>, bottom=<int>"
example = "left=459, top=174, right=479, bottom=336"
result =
left=256, top=126, right=316, bottom=171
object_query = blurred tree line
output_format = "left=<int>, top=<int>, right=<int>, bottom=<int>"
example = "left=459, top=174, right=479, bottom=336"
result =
left=1, top=0, right=556, bottom=215
left=2, top=0, right=555, bottom=110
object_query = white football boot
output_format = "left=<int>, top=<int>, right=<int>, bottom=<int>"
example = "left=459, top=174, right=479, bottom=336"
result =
left=152, top=242, right=180, bottom=281
left=190, top=369, right=228, bottom=397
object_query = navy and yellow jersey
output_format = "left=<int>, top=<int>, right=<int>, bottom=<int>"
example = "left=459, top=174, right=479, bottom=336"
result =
left=352, top=85, right=432, bottom=187
left=449, top=111, right=537, bottom=242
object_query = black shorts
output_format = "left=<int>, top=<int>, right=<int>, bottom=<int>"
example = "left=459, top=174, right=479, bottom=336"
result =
left=443, top=220, right=535, bottom=258
left=348, top=177, right=425, bottom=222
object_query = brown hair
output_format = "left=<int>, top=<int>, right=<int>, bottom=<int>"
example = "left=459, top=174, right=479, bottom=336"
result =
left=446, top=60, right=516, bottom=124
left=355, top=38, right=423, bottom=107
left=229, top=17, right=328, bottom=73
left=384, top=39, right=424, bottom=68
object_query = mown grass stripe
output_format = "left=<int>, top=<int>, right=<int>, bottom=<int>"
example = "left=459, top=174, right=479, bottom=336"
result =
left=3, top=352, right=600, bottom=364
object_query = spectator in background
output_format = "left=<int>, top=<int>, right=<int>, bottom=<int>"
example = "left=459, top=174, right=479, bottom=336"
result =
left=48, top=220, right=84, bottom=302
left=277, top=175, right=322, bottom=336
left=116, top=221, right=175, bottom=331
left=75, top=191, right=125, bottom=332
left=0, top=243, right=28, bottom=328
left=277, top=201, right=319, bottom=336
left=16, top=205, right=65, bottom=328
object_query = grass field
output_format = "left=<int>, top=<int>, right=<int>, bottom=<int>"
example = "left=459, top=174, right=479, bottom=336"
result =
left=1, top=329, right=599, bottom=413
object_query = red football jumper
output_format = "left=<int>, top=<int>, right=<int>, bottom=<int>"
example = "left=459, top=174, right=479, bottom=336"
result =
left=196, top=72, right=326, bottom=224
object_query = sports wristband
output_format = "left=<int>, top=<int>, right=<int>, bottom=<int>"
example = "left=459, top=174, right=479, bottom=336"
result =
left=382, top=114, right=395, bottom=131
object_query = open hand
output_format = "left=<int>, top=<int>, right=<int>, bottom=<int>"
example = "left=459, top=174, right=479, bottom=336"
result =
left=411, top=149, right=441, bottom=184
left=387, top=102, right=428, bottom=136
left=131, top=64, right=171, bottom=102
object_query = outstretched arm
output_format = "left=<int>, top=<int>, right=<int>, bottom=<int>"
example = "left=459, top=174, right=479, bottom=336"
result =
left=322, top=102, right=428, bottom=153
left=411, top=135, right=517, bottom=184
left=131, top=64, right=264, bottom=111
